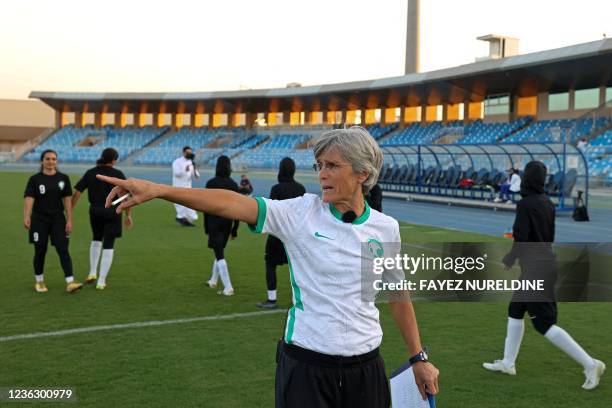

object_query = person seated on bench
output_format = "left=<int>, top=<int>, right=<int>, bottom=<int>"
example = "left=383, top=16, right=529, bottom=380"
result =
left=495, top=168, right=521, bottom=203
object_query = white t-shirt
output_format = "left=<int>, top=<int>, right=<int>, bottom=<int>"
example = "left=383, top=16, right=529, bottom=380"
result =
left=509, top=173, right=521, bottom=192
left=249, top=193, right=402, bottom=356
left=172, top=156, right=199, bottom=188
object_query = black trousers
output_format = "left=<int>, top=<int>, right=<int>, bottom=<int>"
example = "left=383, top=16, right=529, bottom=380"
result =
left=266, top=260, right=277, bottom=291
left=30, top=218, right=72, bottom=278
left=275, top=341, right=390, bottom=408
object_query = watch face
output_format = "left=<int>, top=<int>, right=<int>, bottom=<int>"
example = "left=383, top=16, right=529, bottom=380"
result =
left=410, top=350, right=428, bottom=364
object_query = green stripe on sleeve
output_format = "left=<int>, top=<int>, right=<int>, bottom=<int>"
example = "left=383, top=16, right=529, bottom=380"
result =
left=248, top=196, right=267, bottom=234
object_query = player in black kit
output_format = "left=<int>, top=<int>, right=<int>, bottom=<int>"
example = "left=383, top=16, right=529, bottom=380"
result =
left=23, top=149, right=83, bottom=293
left=204, top=155, right=239, bottom=296
left=483, top=161, right=605, bottom=390
left=72, top=148, right=133, bottom=290
left=255, top=157, right=305, bottom=309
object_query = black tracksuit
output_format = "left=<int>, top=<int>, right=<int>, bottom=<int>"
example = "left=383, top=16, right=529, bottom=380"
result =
left=204, top=157, right=239, bottom=260
left=264, top=158, right=306, bottom=291
left=75, top=165, right=127, bottom=248
left=503, top=161, right=558, bottom=334
left=24, top=171, right=74, bottom=277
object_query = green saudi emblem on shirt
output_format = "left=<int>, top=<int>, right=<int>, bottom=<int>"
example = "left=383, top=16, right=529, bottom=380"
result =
left=367, top=238, right=384, bottom=257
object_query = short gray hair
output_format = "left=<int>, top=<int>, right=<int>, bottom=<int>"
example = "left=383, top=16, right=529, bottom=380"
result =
left=312, top=126, right=383, bottom=194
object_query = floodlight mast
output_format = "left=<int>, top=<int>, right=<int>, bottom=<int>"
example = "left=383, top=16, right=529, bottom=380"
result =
left=405, top=0, right=420, bottom=74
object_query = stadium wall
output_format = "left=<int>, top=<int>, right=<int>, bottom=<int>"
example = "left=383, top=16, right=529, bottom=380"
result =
left=0, top=99, right=54, bottom=142
left=0, top=99, right=54, bottom=128
left=0, top=99, right=55, bottom=161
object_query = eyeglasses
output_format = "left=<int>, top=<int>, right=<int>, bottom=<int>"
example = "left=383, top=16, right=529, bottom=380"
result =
left=312, top=162, right=351, bottom=172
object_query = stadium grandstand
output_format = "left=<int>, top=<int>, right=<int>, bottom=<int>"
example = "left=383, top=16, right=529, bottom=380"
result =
left=3, top=2, right=612, bottom=406
left=5, top=38, right=612, bottom=211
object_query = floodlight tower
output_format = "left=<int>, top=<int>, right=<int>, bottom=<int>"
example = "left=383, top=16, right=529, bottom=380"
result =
left=404, top=0, right=420, bottom=74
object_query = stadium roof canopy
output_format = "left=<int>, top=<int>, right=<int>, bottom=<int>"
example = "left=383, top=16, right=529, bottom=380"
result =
left=31, top=38, right=612, bottom=114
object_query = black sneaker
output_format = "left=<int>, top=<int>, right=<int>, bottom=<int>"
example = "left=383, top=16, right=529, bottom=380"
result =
left=177, top=217, right=195, bottom=227
left=256, top=300, right=278, bottom=309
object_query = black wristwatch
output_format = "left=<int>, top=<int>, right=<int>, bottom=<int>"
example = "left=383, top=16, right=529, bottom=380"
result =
left=409, top=348, right=429, bottom=365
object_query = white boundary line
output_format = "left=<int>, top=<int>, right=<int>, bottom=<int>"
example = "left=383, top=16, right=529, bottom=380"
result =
left=0, top=310, right=286, bottom=343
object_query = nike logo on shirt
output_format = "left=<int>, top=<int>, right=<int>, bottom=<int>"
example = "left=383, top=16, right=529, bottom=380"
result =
left=314, top=232, right=334, bottom=240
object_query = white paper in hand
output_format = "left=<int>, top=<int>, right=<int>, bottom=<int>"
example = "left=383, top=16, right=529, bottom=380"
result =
left=390, top=363, right=432, bottom=408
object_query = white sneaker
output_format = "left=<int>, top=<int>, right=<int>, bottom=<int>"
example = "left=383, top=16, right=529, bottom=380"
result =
left=206, top=280, right=217, bottom=288
left=483, top=360, right=516, bottom=375
left=217, top=288, right=234, bottom=296
left=493, top=198, right=502, bottom=203
left=582, top=359, right=606, bottom=390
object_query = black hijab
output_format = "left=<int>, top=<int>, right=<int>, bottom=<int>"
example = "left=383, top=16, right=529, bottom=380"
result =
left=520, top=161, right=546, bottom=197
left=277, top=157, right=296, bottom=183
left=215, top=155, right=231, bottom=178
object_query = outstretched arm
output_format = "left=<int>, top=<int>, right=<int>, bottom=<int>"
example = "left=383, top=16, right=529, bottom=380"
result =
left=97, top=175, right=258, bottom=225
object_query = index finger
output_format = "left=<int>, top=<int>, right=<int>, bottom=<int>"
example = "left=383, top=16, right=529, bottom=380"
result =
left=96, top=174, right=128, bottom=188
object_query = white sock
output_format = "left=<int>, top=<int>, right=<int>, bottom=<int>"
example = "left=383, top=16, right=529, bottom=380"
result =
left=217, top=259, right=233, bottom=292
left=186, top=211, right=198, bottom=223
left=268, top=290, right=277, bottom=301
left=545, top=325, right=595, bottom=370
left=89, top=241, right=102, bottom=276
left=98, top=249, right=114, bottom=286
left=35, top=275, right=44, bottom=283
left=502, top=317, right=524, bottom=367
left=65, top=276, right=74, bottom=283
left=209, top=260, right=219, bottom=284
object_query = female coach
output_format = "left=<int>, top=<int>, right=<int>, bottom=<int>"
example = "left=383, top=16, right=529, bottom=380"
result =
left=97, top=126, right=439, bottom=407
left=23, top=149, right=82, bottom=293
left=72, top=148, right=133, bottom=290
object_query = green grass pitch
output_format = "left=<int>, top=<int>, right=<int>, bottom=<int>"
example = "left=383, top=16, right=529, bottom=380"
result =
left=0, top=171, right=609, bottom=407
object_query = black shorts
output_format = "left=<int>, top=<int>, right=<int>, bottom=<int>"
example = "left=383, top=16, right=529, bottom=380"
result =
left=90, top=207, right=122, bottom=239
left=275, top=341, right=390, bottom=408
left=508, top=301, right=558, bottom=323
left=265, top=235, right=288, bottom=266
left=29, top=217, right=68, bottom=247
